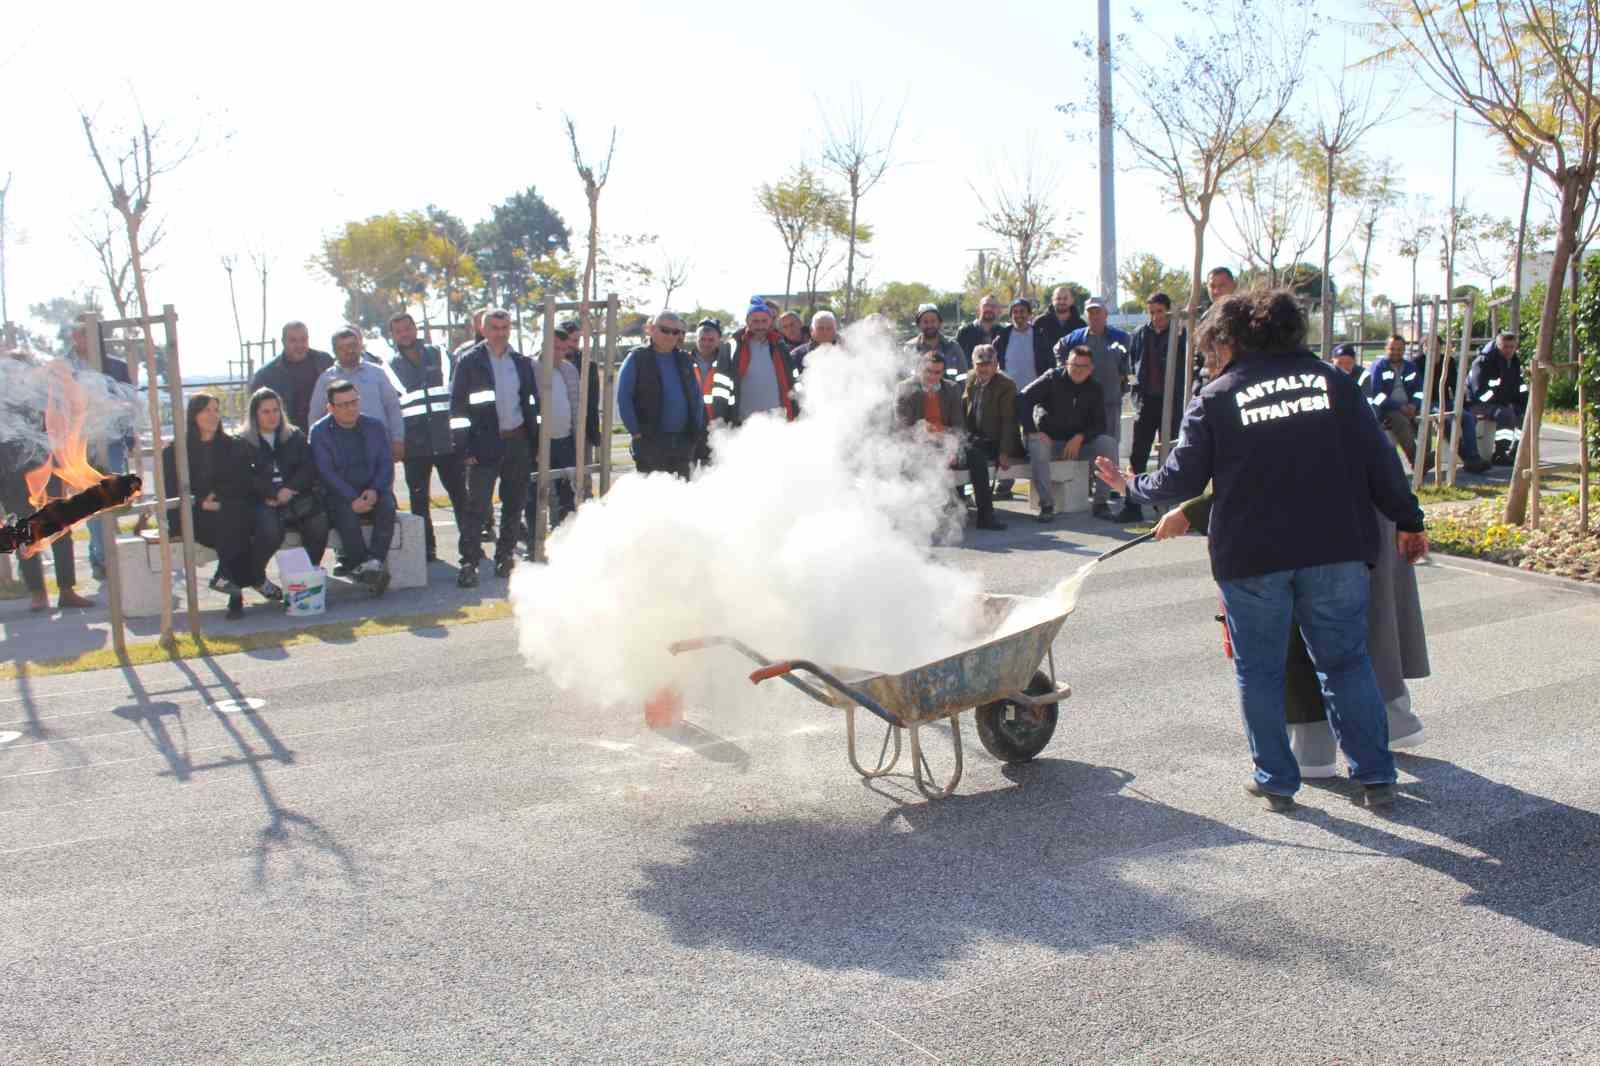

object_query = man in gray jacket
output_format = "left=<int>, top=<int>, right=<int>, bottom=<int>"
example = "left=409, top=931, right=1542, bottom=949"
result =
left=313, top=326, right=405, bottom=463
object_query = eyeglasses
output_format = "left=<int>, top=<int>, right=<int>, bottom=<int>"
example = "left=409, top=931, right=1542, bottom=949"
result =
left=332, top=398, right=360, bottom=409
left=657, top=327, right=683, bottom=336
left=975, top=360, right=996, bottom=366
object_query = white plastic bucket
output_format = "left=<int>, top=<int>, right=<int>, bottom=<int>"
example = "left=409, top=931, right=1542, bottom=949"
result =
left=285, top=567, right=327, bottom=617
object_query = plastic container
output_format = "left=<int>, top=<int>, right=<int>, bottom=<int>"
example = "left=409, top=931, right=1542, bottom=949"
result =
left=285, top=567, right=327, bottom=617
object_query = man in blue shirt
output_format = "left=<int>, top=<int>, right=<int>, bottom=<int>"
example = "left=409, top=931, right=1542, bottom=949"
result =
left=616, top=310, right=707, bottom=479
left=309, top=380, right=397, bottom=596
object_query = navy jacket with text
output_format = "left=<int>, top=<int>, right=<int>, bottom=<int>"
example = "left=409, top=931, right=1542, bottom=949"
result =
left=1128, top=350, right=1425, bottom=582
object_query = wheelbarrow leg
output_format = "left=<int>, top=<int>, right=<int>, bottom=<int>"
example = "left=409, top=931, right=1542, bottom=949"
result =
left=845, top=704, right=903, bottom=778
left=909, top=716, right=964, bottom=800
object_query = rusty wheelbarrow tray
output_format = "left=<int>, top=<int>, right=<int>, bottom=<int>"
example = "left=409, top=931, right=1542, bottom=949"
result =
left=669, top=594, right=1073, bottom=800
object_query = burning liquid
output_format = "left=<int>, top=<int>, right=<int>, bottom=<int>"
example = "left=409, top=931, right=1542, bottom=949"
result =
left=4, top=361, right=122, bottom=558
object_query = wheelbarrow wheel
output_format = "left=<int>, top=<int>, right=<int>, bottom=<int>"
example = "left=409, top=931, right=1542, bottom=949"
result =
left=975, top=671, right=1059, bottom=764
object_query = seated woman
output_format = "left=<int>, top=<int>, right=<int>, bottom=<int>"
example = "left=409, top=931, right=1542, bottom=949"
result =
left=240, top=387, right=328, bottom=568
left=161, top=392, right=280, bottom=619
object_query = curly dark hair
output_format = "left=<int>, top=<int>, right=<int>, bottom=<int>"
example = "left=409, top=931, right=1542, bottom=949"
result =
left=1195, top=288, right=1307, bottom=356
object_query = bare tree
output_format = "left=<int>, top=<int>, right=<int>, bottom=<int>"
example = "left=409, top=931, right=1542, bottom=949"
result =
left=660, top=254, right=689, bottom=308
left=1307, top=66, right=1394, bottom=356
left=756, top=164, right=839, bottom=310
left=1347, top=158, right=1399, bottom=339
left=221, top=254, right=246, bottom=356
left=79, top=210, right=162, bottom=322
left=1220, top=127, right=1322, bottom=287
left=1081, top=0, right=1312, bottom=397
left=81, top=107, right=195, bottom=646
left=818, top=87, right=903, bottom=322
left=972, top=151, right=1076, bottom=301
left=249, top=248, right=271, bottom=348
left=562, top=114, right=616, bottom=510
left=1371, top=0, right=1600, bottom=525
left=1394, top=199, right=1437, bottom=310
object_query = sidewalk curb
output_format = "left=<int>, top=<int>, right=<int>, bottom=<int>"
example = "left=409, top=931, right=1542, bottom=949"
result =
left=1428, top=552, right=1600, bottom=599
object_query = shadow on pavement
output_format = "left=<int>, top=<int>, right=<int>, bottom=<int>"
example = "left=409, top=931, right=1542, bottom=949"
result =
left=1313, top=754, right=1600, bottom=948
left=631, top=760, right=1311, bottom=978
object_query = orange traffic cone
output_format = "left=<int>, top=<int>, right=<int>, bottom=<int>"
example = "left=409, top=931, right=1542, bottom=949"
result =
left=644, top=686, right=684, bottom=729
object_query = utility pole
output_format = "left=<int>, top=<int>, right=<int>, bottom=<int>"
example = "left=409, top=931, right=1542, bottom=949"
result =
left=1097, top=0, right=1118, bottom=307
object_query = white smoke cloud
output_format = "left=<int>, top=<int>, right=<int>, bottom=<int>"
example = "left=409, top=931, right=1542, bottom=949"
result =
left=509, top=321, right=991, bottom=709
left=0, top=355, right=142, bottom=472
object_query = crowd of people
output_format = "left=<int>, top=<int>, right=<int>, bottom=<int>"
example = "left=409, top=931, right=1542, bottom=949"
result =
left=4, top=269, right=1525, bottom=631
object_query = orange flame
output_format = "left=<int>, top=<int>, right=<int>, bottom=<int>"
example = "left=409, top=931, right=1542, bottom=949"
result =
left=18, top=362, right=108, bottom=559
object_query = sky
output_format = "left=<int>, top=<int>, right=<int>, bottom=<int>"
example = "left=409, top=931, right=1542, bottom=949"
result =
left=0, top=0, right=1544, bottom=375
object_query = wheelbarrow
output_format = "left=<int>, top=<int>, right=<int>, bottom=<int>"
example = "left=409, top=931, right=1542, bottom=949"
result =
left=668, top=594, right=1075, bottom=800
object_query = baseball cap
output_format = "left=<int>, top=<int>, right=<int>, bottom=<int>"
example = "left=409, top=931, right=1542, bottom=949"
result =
left=1085, top=296, right=1107, bottom=311
left=1332, top=342, right=1358, bottom=359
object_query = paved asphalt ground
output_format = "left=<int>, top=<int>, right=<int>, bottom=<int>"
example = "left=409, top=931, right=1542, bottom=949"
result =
left=2, top=416, right=1597, bottom=1064
left=5, top=472, right=1600, bottom=1063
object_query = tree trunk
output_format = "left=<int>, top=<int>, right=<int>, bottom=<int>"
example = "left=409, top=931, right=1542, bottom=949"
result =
left=783, top=250, right=795, bottom=313
left=125, top=216, right=178, bottom=646
left=1511, top=159, right=1533, bottom=339
left=1359, top=221, right=1374, bottom=344
left=1320, top=147, right=1336, bottom=359
left=843, top=183, right=860, bottom=322
left=1184, top=205, right=1209, bottom=402
left=1504, top=177, right=1579, bottom=526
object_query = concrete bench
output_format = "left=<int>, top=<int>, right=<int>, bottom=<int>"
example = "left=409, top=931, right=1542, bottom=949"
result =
left=115, top=529, right=219, bottom=618
left=1027, top=460, right=1093, bottom=514
left=327, top=510, right=427, bottom=590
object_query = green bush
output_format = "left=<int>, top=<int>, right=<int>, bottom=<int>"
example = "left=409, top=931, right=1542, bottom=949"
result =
left=1547, top=374, right=1580, bottom=410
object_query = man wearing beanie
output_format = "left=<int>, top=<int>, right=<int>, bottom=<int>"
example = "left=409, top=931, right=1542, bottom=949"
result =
left=710, top=297, right=799, bottom=425
left=903, top=303, right=969, bottom=386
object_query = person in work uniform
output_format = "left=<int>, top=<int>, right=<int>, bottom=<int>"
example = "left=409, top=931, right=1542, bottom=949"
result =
left=711, top=298, right=799, bottom=426
left=616, top=309, right=707, bottom=480
left=523, top=317, right=602, bottom=540
left=1467, top=330, right=1528, bottom=466
left=449, top=308, right=539, bottom=588
left=385, top=312, right=467, bottom=563
left=1095, top=287, right=1428, bottom=812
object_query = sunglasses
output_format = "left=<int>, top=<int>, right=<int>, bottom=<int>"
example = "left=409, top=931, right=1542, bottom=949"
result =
left=657, top=327, right=684, bottom=336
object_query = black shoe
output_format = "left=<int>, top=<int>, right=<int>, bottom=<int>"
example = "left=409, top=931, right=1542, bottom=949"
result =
left=1116, top=502, right=1143, bottom=523
left=1093, top=503, right=1115, bottom=520
left=1463, top=459, right=1492, bottom=475
left=225, top=593, right=244, bottom=620
left=457, top=566, right=479, bottom=589
left=1244, top=780, right=1296, bottom=812
left=1036, top=506, right=1055, bottom=523
left=332, top=561, right=356, bottom=578
left=1491, top=443, right=1514, bottom=467
left=1359, top=782, right=1398, bottom=808
left=975, top=515, right=1007, bottom=531
left=494, top=557, right=515, bottom=579
left=362, top=565, right=391, bottom=598
left=992, top=487, right=1016, bottom=501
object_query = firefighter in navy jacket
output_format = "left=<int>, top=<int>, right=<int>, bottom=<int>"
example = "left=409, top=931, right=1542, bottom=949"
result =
left=1096, top=289, right=1427, bottom=811
left=449, top=309, right=539, bottom=586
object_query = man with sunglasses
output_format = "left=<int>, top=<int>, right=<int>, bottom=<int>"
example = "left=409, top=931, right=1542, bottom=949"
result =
left=617, top=310, right=706, bottom=479
left=1020, top=343, right=1119, bottom=521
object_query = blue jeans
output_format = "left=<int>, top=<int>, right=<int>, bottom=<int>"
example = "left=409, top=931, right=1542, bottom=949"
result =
left=88, top=441, right=128, bottom=568
left=1218, top=561, right=1396, bottom=794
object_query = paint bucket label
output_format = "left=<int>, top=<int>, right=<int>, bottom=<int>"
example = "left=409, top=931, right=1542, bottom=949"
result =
left=286, top=567, right=327, bottom=617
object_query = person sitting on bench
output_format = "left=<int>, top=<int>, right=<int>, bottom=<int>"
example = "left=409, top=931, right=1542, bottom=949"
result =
left=1020, top=343, right=1118, bottom=522
left=309, top=380, right=395, bottom=597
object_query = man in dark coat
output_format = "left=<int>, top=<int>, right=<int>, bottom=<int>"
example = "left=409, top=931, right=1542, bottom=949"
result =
left=252, top=321, right=335, bottom=434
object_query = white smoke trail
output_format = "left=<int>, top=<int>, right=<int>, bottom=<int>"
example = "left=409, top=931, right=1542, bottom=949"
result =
left=0, top=356, right=141, bottom=474
left=509, top=321, right=991, bottom=709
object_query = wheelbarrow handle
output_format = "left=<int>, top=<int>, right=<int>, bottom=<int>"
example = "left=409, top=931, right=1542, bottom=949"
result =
left=749, top=661, right=795, bottom=684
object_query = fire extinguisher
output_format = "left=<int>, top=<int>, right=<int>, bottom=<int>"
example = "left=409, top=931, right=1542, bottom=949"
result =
left=1216, top=596, right=1233, bottom=660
